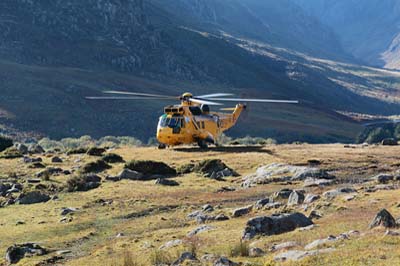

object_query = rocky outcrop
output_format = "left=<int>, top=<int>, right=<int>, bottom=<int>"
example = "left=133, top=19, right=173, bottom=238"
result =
left=242, top=164, right=334, bottom=187
left=243, top=213, right=313, bottom=239
left=6, top=243, right=47, bottom=264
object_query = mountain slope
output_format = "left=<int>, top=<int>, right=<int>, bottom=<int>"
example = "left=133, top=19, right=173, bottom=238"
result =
left=293, top=0, right=400, bottom=69
left=0, top=0, right=400, bottom=143
left=149, top=0, right=353, bottom=62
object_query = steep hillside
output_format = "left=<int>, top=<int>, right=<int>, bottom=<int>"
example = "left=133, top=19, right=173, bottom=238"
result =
left=150, top=0, right=352, bottom=62
left=293, top=0, right=400, bottom=69
left=0, top=0, right=400, bottom=143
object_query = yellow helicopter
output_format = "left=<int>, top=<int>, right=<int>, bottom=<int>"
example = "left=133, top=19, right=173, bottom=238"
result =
left=87, top=91, right=298, bottom=148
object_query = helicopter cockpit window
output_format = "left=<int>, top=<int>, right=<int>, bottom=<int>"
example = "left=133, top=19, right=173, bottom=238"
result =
left=159, top=116, right=184, bottom=128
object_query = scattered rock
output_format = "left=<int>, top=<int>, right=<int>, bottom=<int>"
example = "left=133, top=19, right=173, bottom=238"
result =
left=56, top=250, right=72, bottom=255
left=274, top=248, right=335, bottom=262
left=287, top=190, right=305, bottom=206
left=121, top=169, right=145, bottom=180
left=51, top=156, right=63, bottom=163
left=370, top=174, right=394, bottom=184
left=155, top=178, right=179, bottom=186
left=216, top=186, right=236, bottom=193
left=213, top=257, right=239, bottom=266
left=270, top=241, right=299, bottom=252
left=193, top=159, right=238, bottom=180
left=6, top=243, right=47, bottom=264
left=249, top=247, right=265, bottom=257
left=61, top=207, right=78, bottom=216
left=263, top=202, right=283, bottom=210
left=27, top=178, right=42, bottom=183
left=369, top=209, right=397, bottom=229
left=23, top=156, right=42, bottom=163
left=323, top=187, right=357, bottom=199
left=160, top=239, right=183, bottom=250
left=308, top=210, right=323, bottom=220
left=214, top=214, right=229, bottom=221
left=202, top=204, right=214, bottom=212
left=232, top=205, right=253, bottom=218
left=304, top=194, right=320, bottom=204
left=271, top=188, right=293, bottom=200
left=14, top=143, right=28, bottom=154
left=254, top=198, right=271, bottom=209
left=343, top=194, right=356, bottom=201
left=243, top=213, right=313, bottom=239
left=187, top=225, right=215, bottom=237
left=303, top=178, right=334, bottom=187
left=305, top=235, right=338, bottom=250
left=18, top=191, right=50, bottom=205
left=172, top=252, right=198, bottom=265
left=28, top=144, right=45, bottom=154
left=385, top=230, right=400, bottom=236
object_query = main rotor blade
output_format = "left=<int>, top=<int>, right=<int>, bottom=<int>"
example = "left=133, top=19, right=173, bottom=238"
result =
left=86, top=96, right=174, bottom=100
left=196, top=93, right=234, bottom=98
left=208, top=98, right=299, bottom=104
left=190, top=98, right=222, bottom=106
left=103, top=90, right=177, bottom=99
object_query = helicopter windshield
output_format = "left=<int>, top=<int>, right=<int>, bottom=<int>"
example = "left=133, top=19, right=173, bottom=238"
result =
left=159, top=116, right=184, bottom=128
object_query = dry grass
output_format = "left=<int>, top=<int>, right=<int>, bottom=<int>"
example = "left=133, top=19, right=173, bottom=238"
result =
left=0, top=144, right=399, bottom=265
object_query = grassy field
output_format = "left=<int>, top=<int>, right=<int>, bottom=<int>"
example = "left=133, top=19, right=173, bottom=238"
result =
left=0, top=144, right=400, bottom=265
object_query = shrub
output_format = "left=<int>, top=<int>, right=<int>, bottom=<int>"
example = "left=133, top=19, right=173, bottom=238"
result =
left=81, top=159, right=111, bottom=173
left=229, top=240, right=250, bottom=257
left=38, top=138, right=64, bottom=151
left=102, top=153, right=125, bottom=163
left=67, top=147, right=89, bottom=155
left=0, top=147, right=23, bottom=159
left=125, top=160, right=176, bottom=176
left=86, top=147, right=106, bottom=156
left=176, top=163, right=195, bottom=175
left=0, top=135, right=13, bottom=152
left=66, top=174, right=101, bottom=192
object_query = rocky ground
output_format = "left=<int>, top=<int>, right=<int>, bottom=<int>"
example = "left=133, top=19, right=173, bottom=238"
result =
left=0, top=143, right=400, bottom=265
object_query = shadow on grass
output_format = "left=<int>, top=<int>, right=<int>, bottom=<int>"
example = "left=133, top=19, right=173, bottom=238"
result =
left=173, top=145, right=275, bottom=154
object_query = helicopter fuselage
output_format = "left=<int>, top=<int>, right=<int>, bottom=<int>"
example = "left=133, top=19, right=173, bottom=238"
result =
left=156, top=101, right=245, bottom=147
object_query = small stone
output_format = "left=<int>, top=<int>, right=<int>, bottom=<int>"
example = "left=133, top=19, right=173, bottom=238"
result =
left=249, top=247, right=265, bottom=257
left=287, top=190, right=305, bottom=206
left=270, top=241, right=299, bottom=252
left=232, top=205, right=253, bottom=218
left=304, top=194, right=320, bottom=204
left=52, top=156, right=63, bottom=163
left=187, top=225, right=214, bottom=237
left=202, top=204, right=214, bottom=212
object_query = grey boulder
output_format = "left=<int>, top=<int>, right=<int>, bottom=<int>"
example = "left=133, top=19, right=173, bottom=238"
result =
left=243, top=213, right=313, bottom=239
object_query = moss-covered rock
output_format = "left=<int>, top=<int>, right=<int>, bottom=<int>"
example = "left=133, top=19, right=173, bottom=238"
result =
left=66, top=174, right=101, bottom=192
left=125, top=160, right=176, bottom=177
left=102, top=153, right=124, bottom=163
left=81, top=159, right=111, bottom=173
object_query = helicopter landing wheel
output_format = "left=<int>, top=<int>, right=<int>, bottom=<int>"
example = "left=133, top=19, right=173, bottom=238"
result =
left=158, top=143, right=166, bottom=149
left=197, top=140, right=208, bottom=149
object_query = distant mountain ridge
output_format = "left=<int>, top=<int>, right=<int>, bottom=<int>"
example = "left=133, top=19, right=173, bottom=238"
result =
left=293, top=0, right=400, bottom=69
